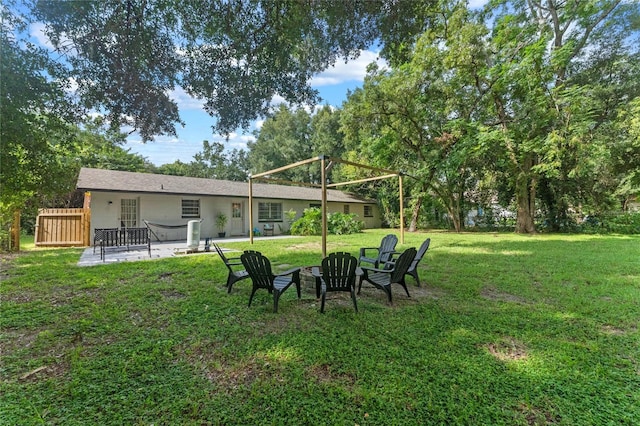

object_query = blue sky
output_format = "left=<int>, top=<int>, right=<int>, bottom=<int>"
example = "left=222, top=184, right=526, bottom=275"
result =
left=122, top=49, right=386, bottom=166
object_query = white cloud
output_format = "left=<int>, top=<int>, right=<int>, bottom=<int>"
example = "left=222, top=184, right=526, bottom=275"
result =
left=67, top=77, right=79, bottom=92
left=29, top=22, right=73, bottom=53
left=310, top=50, right=386, bottom=87
left=29, top=22, right=54, bottom=49
left=302, top=103, right=329, bottom=115
left=226, top=133, right=255, bottom=151
left=468, top=0, right=489, bottom=9
left=168, top=86, right=205, bottom=110
left=270, top=94, right=287, bottom=106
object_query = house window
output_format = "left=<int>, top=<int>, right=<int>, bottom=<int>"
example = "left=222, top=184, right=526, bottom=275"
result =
left=364, top=205, right=373, bottom=217
left=120, top=199, right=138, bottom=227
left=232, top=202, right=242, bottom=218
left=343, top=205, right=350, bottom=214
left=258, top=202, right=282, bottom=222
left=309, top=203, right=321, bottom=209
left=182, top=199, right=200, bottom=218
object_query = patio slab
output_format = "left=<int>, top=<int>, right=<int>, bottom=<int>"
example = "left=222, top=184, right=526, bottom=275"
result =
left=77, top=235, right=297, bottom=267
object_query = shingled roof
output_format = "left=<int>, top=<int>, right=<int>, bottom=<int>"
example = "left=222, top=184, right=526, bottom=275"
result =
left=77, top=168, right=374, bottom=204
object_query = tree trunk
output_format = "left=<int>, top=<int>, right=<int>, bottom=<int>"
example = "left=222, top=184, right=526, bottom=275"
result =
left=451, top=214, right=462, bottom=232
left=447, top=198, right=462, bottom=232
left=408, top=195, right=422, bottom=232
left=515, top=165, right=536, bottom=234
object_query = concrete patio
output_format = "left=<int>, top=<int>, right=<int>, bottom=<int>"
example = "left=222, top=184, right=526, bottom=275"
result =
left=77, top=235, right=297, bottom=267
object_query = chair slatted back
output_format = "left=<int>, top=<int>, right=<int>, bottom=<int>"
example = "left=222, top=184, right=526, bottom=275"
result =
left=241, top=250, right=274, bottom=290
left=321, top=252, right=358, bottom=292
left=390, top=248, right=417, bottom=283
left=378, top=234, right=399, bottom=264
left=412, top=238, right=431, bottom=268
left=213, top=243, right=229, bottom=264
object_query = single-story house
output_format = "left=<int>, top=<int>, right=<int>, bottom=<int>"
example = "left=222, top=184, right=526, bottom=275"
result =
left=77, top=167, right=381, bottom=241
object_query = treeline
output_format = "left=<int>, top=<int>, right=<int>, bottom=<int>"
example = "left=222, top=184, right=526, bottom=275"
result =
left=3, top=1, right=640, bottom=241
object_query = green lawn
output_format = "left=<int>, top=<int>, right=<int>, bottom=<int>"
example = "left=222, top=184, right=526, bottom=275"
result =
left=1, top=231, right=639, bottom=425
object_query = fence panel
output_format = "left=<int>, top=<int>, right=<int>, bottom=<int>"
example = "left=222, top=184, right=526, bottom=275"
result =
left=35, top=208, right=90, bottom=247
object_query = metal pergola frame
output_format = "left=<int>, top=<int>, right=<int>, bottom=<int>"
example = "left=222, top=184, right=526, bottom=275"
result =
left=248, top=155, right=404, bottom=257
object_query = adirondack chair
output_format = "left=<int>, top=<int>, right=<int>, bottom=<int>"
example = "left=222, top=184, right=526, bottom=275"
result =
left=384, top=238, right=431, bottom=287
left=241, top=250, right=301, bottom=313
left=213, top=243, right=249, bottom=293
left=358, top=247, right=417, bottom=304
left=317, top=252, right=359, bottom=313
left=406, top=238, right=430, bottom=286
left=358, top=234, right=398, bottom=268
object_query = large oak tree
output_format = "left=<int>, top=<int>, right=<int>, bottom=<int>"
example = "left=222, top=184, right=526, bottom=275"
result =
left=340, top=0, right=640, bottom=233
left=31, top=0, right=439, bottom=138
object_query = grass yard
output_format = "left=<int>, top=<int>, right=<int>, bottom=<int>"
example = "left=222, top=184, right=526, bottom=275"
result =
left=1, top=230, right=639, bottom=425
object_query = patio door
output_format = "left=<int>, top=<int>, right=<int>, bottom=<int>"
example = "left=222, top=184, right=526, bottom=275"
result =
left=120, top=198, right=138, bottom=228
left=230, top=202, right=244, bottom=235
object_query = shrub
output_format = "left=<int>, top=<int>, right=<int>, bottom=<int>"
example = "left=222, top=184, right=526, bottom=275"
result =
left=327, top=212, right=364, bottom=235
left=278, top=209, right=298, bottom=234
left=579, top=212, right=640, bottom=234
left=290, top=207, right=363, bottom=236
left=290, top=208, right=322, bottom=236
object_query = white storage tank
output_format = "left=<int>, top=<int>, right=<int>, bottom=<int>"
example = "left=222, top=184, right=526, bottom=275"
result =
left=187, top=220, right=200, bottom=250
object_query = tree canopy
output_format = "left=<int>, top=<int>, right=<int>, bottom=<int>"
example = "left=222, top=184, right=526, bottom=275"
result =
left=29, top=0, right=439, bottom=138
left=340, top=0, right=640, bottom=232
left=246, top=104, right=347, bottom=185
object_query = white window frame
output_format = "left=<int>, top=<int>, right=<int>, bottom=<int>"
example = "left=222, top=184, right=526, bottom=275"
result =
left=364, top=205, right=373, bottom=217
left=258, top=202, right=283, bottom=222
left=182, top=199, right=200, bottom=219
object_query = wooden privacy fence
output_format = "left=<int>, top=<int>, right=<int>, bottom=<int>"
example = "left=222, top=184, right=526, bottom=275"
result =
left=35, top=208, right=91, bottom=247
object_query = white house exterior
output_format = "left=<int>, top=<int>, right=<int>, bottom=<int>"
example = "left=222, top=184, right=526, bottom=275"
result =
left=77, top=168, right=381, bottom=241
